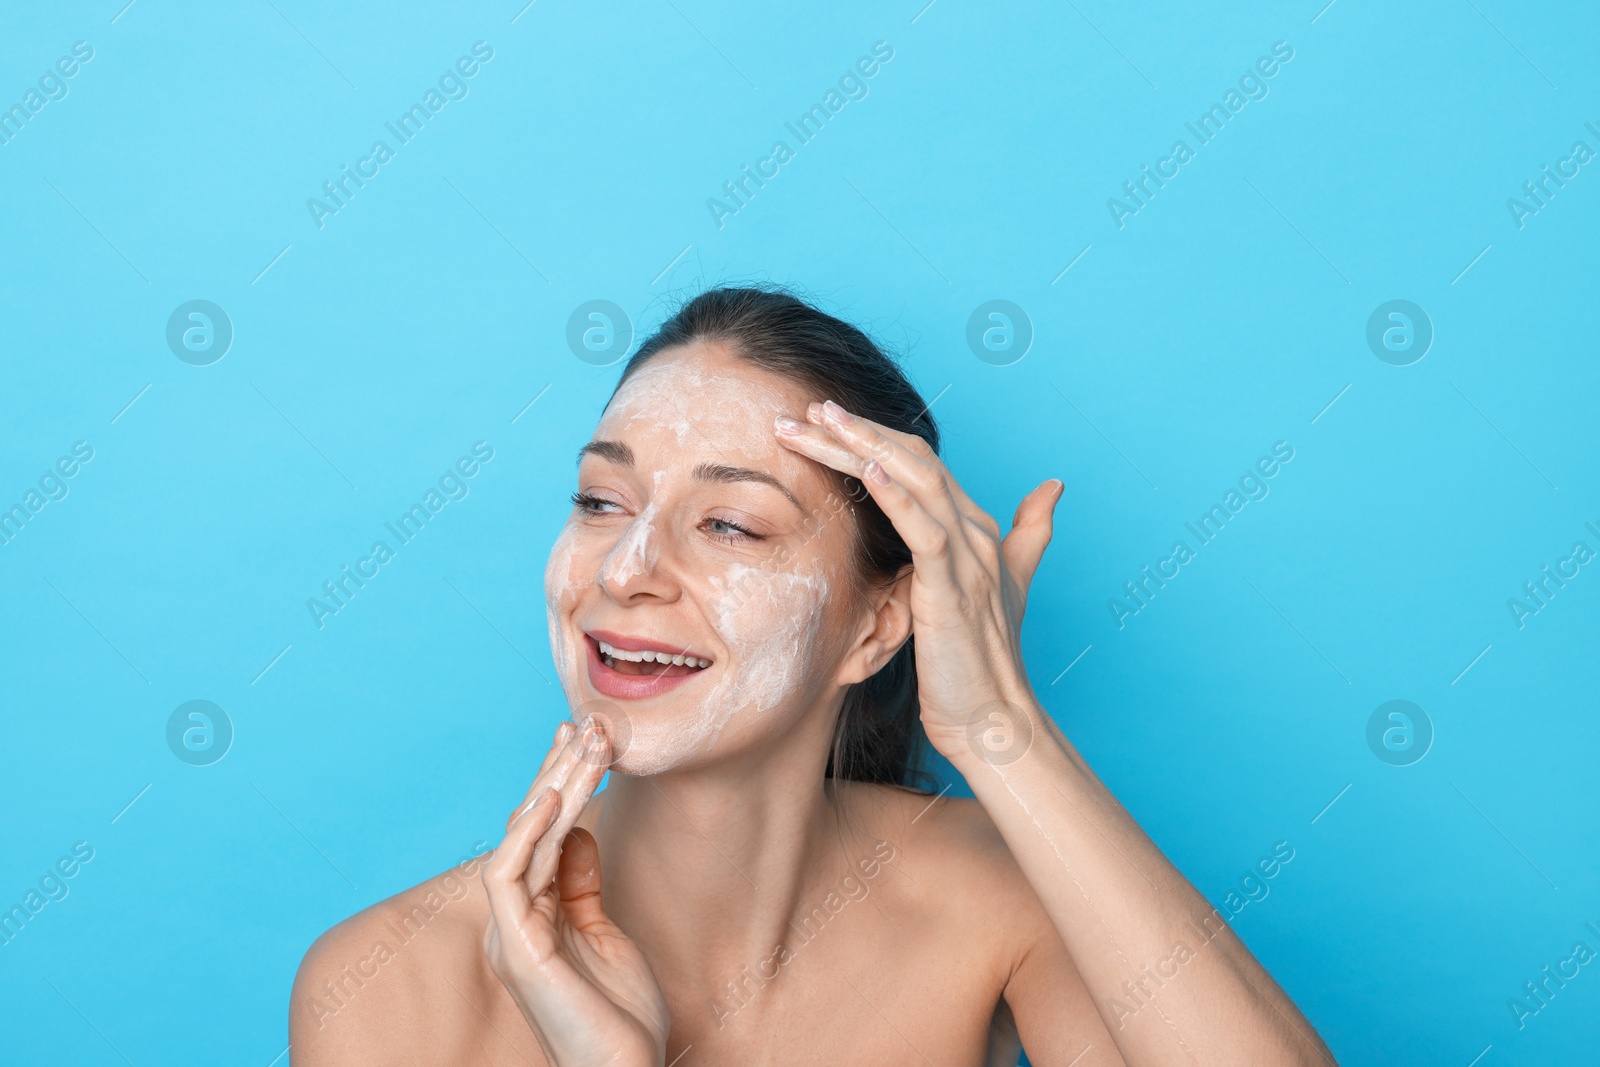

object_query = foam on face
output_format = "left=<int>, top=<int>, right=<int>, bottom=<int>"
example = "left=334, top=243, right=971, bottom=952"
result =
left=544, top=524, right=583, bottom=711
left=598, top=469, right=663, bottom=589
left=615, top=560, right=831, bottom=775
left=709, top=564, right=830, bottom=717
left=544, top=347, right=843, bottom=775
left=604, top=359, right=789, bottom=457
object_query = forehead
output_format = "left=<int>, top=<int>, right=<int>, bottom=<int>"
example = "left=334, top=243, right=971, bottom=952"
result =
left=596, top=341, right=817, bottom=463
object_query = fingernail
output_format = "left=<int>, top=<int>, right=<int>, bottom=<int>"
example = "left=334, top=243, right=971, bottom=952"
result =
left=864, top=459, right=891, bottom=486
left=807, top=402, right=824, bottom=423
left=823, top=399, right=853, bottom=423
left=581, top=714, right=595, bottom=731
left=774, top=415, right=805, bottom=435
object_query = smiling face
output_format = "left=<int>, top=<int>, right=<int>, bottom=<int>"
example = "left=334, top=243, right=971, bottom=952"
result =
left=544, top=340, right=872, bottom=776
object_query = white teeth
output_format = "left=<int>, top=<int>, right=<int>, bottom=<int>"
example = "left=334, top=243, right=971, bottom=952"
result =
left=597, top=639, right=709, bottom=669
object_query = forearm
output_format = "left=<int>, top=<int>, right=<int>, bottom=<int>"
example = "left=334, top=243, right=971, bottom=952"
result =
left=946, top=704, right=1335, bottom=1066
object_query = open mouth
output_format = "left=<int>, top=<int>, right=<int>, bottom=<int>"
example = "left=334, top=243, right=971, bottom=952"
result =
left=597, top=637, right=710, bottom=676
left=583, top=630, right=713, bottom=698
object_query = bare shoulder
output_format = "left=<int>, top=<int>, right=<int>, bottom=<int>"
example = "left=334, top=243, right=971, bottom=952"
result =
left=832, top=780, right=1047, bottom=942
left=836, top=780, right=1025, bottom=874
left=837, top=781, right=1124, bottom=1064
left=289, top=849, right=503, bottom=1066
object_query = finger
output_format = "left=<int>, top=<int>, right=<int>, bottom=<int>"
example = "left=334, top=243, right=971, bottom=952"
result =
left=815, top=401, right=962, bottom=521
left=484, top=787, right=561, bottom=928
left=504, top=722, right=577, bottom=832
left=849, top=455, right=966, bottom=588
left=549, top=727, right=610, bottom=842
left=555, top=827, right=613, bottom=933
left=494, top=787, right=561, bottom=887
left=802, top=400, right=999, bottom=537
left=540, top=721, right=577, bottom=777
left=481, top=789, right=574, bottom=1007
left=524, top=726, right=611, bottom=897
left=774, top=415, right=871, bottom=479
left=797, top=401, right=924, bottom=482
left=508, top=719, right=590, bottom=825
left=1001, top=479, right=1064, bottom=595
left=814, top=403, right=1006, bottom=558
left=784, top=406, right=972, bottom=559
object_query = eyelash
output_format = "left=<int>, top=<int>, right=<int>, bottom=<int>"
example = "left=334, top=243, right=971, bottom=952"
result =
left=569, top=491, right=763, bottom=545
left=569, top=490, right=613, bottom=514
left=703, top=517, right=762, bottom=545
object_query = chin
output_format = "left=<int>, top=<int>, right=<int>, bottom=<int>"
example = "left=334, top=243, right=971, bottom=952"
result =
left=605, top=753, right=664, bottom=777
left=603, top=718, right=724, bottom=778
left=606, top=747, right=691, bottom=778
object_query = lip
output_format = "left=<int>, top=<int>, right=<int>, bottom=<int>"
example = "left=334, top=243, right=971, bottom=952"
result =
left=583, top=631, right=713, bottom=701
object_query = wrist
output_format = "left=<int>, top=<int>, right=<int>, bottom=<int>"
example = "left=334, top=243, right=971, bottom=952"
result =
left=929, top=696, right=1059, bottom=776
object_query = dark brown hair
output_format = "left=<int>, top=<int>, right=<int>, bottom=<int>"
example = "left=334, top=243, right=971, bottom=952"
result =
left=606, top=284, right=938, bottom=791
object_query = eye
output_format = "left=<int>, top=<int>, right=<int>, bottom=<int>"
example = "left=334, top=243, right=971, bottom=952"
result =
left=704, top=515, right=762, bottom=544
left=570, top=491, right=620, bottom=515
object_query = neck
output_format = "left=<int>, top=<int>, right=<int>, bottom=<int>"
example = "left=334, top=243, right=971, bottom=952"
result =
left=588, top=691, right=852, bottom=1008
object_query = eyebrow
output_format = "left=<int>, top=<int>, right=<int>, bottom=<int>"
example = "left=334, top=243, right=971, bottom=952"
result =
left=696, top=462, right=805, bottom=515
left=577, top=440, right=632, bottom=467
left=577, top=439, right=804, bottom=515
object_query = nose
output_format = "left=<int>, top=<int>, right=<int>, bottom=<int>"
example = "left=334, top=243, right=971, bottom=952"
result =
left=595, top=501, right=679, bottom=603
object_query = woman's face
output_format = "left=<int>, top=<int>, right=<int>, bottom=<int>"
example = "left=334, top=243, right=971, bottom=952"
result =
left=544, top=340, right=869, bottom=775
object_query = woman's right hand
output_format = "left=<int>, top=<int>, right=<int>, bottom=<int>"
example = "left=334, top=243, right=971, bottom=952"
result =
left=481, top=717, right=670, bottom=1067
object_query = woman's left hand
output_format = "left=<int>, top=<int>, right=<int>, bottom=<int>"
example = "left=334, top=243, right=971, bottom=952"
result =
left=773, top=399, right=1063, bottom=762
left=779, top=402, right=1339, bottom=1067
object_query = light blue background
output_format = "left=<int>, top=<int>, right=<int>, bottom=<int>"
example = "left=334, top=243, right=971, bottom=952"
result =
left=2, top=2, right=1596, bottom=1064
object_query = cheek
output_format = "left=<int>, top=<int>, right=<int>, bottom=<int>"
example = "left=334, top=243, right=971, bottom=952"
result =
left=545, top=527, right=588, bottom=699
left=706, top=563, right=832, bottom=713
left=544, top=525, right=583, bottom=609
left=608, top=561, right=836, bottom=776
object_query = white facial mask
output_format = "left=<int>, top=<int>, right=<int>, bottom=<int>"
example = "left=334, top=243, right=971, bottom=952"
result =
left=605, top=359, right=793, bottom=459
left=544, top=523, right=583, bottom=711
left=613, top=561, right=831, bottom=775
left=543, top=348, right=838, bottom=775
left=597, top=469, right=663, bottom=589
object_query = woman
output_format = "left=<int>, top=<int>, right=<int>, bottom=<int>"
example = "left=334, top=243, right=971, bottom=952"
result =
left=290, top=287, right=1335, bottom=1066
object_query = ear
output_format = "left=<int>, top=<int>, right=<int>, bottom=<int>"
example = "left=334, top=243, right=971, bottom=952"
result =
left=834, top=565, right=914, bottom=687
